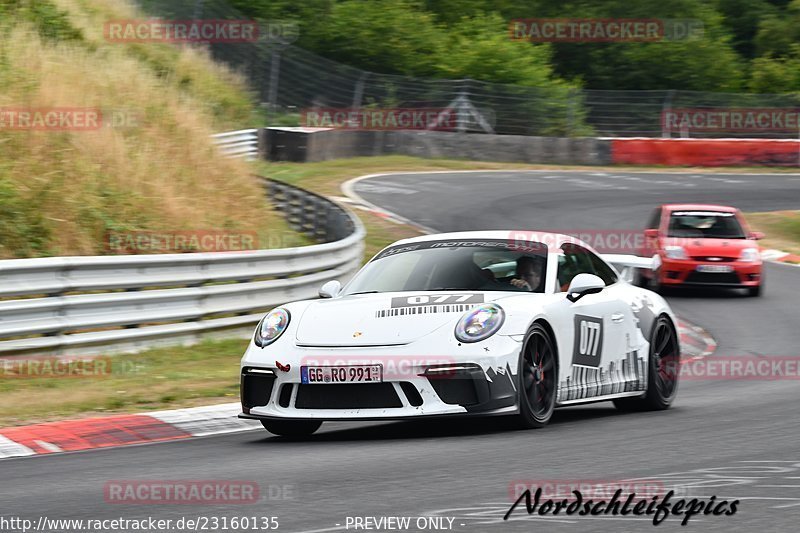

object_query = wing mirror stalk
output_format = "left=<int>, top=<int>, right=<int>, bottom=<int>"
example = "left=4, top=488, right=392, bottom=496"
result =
left=566, top=274, right=606, bottom=303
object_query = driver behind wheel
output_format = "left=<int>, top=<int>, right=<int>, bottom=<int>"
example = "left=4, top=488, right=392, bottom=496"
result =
left=510, top=255, right=545, bottom=292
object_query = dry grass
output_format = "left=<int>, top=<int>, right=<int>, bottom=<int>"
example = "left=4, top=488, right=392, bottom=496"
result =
left=0, top=1, right=288, bottom=258
left=745, top=211, right=800, bottom=257
left=51, top=0, right=257, bottom=128
left=0, top=337, right=247, bottom=427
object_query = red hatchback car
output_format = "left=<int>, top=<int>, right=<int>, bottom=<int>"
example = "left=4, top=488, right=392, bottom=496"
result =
left=639, top=204, right=765, bottom=296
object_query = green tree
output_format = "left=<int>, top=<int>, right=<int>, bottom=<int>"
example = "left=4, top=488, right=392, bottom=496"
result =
left=435, top=13, right=567, bottom=87
left=753, top=0, right=800, bottom=57
left=298, top=0, right=447, bottom=77
left=715, top=0, right=778, bottom=59
left=749, top=46, right=800, bottom=92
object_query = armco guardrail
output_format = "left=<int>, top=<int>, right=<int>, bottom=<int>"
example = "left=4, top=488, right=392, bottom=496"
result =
left=266, top=179, right=356, bottom=242
left=0, top=179, right=364, bottom=356
left=211, top=129, right=260, bottom=160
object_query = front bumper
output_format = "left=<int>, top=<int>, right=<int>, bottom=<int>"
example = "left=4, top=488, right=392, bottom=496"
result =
left=659, top=258, right=762, bottom=287
left=239, top=335, right=523, bottom=421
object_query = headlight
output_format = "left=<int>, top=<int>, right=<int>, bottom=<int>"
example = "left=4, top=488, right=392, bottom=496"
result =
left=664, top=246, right=688, bottom=260
left=254, top=308, right=290, bottom=347
left=739, top=248, right=760, bottom=262
left=455, top=304, right=505, bottom=343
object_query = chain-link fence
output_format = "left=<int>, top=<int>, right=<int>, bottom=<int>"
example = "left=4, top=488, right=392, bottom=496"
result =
left=136, top=0, right=800, bottom=138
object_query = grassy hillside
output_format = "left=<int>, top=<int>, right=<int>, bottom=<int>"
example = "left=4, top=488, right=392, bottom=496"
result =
left=0, top=0, right=293, bottom=258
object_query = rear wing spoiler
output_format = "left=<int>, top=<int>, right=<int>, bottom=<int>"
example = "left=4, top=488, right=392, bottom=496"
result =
left=601, top=254, right=658, bottom=282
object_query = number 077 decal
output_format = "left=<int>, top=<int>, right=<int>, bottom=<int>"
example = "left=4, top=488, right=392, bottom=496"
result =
left=572, top=314, right=604, bottom=367
left=390, top=293, right=483, bottom=308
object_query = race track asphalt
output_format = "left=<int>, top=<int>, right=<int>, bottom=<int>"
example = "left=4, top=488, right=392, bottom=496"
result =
left=2, top=170, right=799, bottom=533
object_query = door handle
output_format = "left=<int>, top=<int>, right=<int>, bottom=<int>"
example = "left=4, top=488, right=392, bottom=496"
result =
left=611, top=313, right=625, bottom=323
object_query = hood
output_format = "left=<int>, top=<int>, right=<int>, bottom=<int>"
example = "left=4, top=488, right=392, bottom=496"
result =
left=663, top=237, right=753, bottom=258
left=294, top=291, right=508, bottom=347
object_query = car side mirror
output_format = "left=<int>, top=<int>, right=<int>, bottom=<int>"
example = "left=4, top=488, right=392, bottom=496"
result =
left=319, top=280, right=341, bottom=299
left=749, top=231, right=765, bottom=240
left=566, top=274, right=605, bottom=303
left=644, top=229, right=659, bottom=239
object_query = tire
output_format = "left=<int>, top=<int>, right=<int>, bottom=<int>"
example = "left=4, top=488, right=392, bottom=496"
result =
left=515, top=322, right=558, bottom=428
left=260, top=419, right=322, bottom=437
left=747, top=272, right=763, bottom=297
left=613, top=315, right=679, bottom=412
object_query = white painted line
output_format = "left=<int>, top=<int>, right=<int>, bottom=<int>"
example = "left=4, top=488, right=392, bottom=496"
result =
left=772, top=501, right=800, bottom=508
left=149, top=402, right=262, bottom=437
left=288, top=526, right=345, bottom=533
left=341, top=173, right=439, bottom=234
left=33, top=440, right=62, bottom=453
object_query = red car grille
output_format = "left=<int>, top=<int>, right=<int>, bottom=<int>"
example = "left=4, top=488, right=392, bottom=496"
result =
left=690, top=256, right=737, bottom=262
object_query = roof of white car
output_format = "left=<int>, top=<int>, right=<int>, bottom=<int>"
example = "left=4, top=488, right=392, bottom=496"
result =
left=393, top=230, right=580, bottom=247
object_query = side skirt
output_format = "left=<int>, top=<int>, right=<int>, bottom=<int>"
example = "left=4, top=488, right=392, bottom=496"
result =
left=556, top=390, right=645, bottom=407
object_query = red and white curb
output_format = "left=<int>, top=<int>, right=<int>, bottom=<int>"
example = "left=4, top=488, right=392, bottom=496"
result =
left=677, top=318, right=717, bottom=361
left=0, top=403, right=260, bottom=460
left=0, top=318, right=715, bottom=461
left=761, top=248, right=800, bottom=265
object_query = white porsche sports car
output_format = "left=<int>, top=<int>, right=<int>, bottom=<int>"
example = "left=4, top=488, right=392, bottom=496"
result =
left=240, top=231, right=680, bottom=436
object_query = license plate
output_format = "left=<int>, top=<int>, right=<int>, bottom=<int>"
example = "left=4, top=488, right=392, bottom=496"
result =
left=300, top=365, right=383, bottom=384
left=696, top=264, right=734, bottom=273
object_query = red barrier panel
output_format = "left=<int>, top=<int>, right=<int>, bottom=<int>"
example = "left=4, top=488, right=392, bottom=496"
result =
left=611, top=139, right=800, bottom=167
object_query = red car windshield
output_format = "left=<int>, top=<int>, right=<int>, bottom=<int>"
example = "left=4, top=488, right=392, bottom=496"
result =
left=667, top=211, right=746, bottom=239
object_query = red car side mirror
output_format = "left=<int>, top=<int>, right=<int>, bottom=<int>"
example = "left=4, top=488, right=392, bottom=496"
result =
left=644, top=229, right=659, bottom=239
left=749, top=231, right=765, bottom=240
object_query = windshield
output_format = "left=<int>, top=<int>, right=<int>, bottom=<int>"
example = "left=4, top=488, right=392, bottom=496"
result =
left=343, top=239, right=548, bottom=295
left=667, top=211, right=746, bottom=239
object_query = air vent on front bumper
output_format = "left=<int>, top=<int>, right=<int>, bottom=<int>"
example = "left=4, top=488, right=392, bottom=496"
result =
left=295, top=383, right=403, bottom=409
left=278, top=384, right=294, bottom=408
left=240, top=368, right=276, bottom=414
left=399, top=381, right=424, bottom=407
left=423, top=363, right=490, bottom=406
